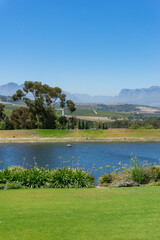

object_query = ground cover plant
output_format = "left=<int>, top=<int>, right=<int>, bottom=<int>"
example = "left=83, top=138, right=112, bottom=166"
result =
left=1, top=187, right=160, bottom=240
left=0, top=166, right=94, bottom=189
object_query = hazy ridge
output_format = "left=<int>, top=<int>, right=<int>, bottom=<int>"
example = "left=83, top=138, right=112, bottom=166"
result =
left=0, top=82, right=160, bottom=107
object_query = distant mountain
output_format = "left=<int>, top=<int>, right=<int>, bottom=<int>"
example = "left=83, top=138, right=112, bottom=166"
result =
left=0, top=82, right=23, bottom=96
left=118, top=86, right=160, bottom=106
left=67, top=86, right=160, bottom=107
left=1, top=82, right=160, bottom=107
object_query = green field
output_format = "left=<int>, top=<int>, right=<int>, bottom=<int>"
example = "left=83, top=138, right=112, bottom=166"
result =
left=64, top=108, right=130, bottom=119
left=3, top=105, right=160, bottom=120
left=0, top=187, right=160, bottom=240
left=2, top=129, right=160, bottom=140
left=36, top=129, right=160, bottom=138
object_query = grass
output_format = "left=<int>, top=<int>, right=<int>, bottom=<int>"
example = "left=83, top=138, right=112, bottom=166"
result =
left=0, top=187, right=160, bottom=239
left=36, top=129, right=160, bottom=138
left=2, top=129, right=160, bottom=140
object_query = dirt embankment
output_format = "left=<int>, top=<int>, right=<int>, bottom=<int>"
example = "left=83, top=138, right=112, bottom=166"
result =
left=1, top=136, right=160, bottom=143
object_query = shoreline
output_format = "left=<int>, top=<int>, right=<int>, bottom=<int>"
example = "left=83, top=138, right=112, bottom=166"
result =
left=1, top=136, right=160, bottom=143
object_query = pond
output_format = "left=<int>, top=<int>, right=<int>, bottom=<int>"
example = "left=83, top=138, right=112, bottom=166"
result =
left=0, top=142, right=160, bottom=183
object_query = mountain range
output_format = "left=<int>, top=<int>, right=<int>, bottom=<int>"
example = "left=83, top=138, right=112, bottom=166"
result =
left=0, top=82, right=160, bottom=107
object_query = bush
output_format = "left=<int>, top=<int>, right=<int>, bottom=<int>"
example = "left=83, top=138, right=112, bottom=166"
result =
left=99, top=173, right=113, bottom=186
left=0, top=166, right=94, bottom=189
left=5, top=182, right=25, bottom=189
left=0, top=122, right=5, bottom=130
left=0, top=184, right=5, bottom=189
left=149, top=181, right=160, bottom=186
left=131, top=167, right=146, bottom=184
left=147, top=166, right=160, bottom=182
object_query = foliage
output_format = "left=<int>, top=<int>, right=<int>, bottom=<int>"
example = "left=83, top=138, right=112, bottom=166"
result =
left=10, top=107, right=36, bottom=129
left=0, top=103, right=5, bottom=122
left=58, top=116, right=68, bottom=129
left=99, top=173, right=113, bottom=186
left=146, top=166, right=160, bottom=182
left=0, top=122, right=5, bottom=130
left=108, top=119, right=131, bottom=128
left=0, top=166, right=94, bottom=189
left=12, top=81, right=76, bottom=129
left=69, top=116, right=77, bottom=129
left=99, top=155, right=160, bottom=187
left=97, top=104, right=138, bottom=112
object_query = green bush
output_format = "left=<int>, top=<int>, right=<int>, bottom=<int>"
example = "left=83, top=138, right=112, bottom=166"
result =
left=0, top=166, right=94, bottom=189
left=0, top=122, right=5, bottom=130
left=99, top=173, right=113, bottom=186
left=130, top=155, right=149, bottom=184
left=0, top=184, right=5, bottom=189
left=5, top=182, right=25, bottom=189
left=131, top=167, right=147, bottom=184
left=147, top=166, right=160, bottom=182
left=149, top=181, right=160, bottom=186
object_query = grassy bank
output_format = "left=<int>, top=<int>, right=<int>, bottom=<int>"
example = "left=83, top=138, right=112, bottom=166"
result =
left=0, top=187, right=160, bottom=240
left=1, top=129, right=160, bottom=142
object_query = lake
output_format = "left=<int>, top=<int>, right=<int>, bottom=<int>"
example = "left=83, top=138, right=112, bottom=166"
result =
left=0, top=142, right=160, bottom=183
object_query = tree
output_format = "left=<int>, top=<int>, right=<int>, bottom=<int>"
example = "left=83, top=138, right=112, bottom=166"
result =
left=10, top=107, right=36, bottom=129
left=12, top=81, right=76, bottom=129
left=66, top=100, right=76, bottom=114
left=85, top=121, right=89, bottom=129
left=59, top=116, right=68, bottom=129
left=0, top=104, right=5, bottom=122
left=78, top=120, right=82, bottom=129
left=69, top=116, right=77, bottom=129
left=81, top=120, right=85, bottom=129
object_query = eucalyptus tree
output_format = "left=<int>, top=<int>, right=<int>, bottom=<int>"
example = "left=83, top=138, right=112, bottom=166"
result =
left=12, top=81, right=76, bottom=129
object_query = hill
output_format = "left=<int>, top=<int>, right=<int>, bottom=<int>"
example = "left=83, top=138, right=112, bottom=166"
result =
left=1, top=82, right=160, bottom=106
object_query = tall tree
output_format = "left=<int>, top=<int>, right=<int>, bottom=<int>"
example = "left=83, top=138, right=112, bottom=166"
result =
left=12, top=81, right=76, bottom=129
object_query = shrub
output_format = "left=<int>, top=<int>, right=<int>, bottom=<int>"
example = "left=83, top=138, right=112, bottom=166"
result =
left=0, top=122, right=5, bottom=130
left=5, top=182, right=25, bottom=189
left=0, top=184, right=5, bottom=190
left=0, top=166, right=94, bottom=189
left=99, top=173, right=113, bottom=186
left=131, top=167, right=146, bottom=184
left=149, top=181, right=160, bottom=186
left=130, top=155, right=149, bottom=184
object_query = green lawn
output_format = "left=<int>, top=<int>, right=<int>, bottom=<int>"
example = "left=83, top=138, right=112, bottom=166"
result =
left=0, top=187, right=160, bottom=240
left=2, top=129, right=160, bottom=140
left=36, top=129, right=160, bottom=138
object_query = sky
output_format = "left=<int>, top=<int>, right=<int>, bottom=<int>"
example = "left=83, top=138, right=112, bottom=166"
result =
left=0, top=0, right=160, bottom=96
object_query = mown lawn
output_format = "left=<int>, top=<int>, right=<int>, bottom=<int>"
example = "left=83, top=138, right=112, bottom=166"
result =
left=0, top=187, right=160, bottom=240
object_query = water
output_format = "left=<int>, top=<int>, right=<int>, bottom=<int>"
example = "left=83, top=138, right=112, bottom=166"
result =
left=0, top=142, right=160, bottom=183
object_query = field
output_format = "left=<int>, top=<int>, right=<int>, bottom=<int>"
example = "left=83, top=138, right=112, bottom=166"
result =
left=64, top=108, right=130, bottom=119
left=1, top=129, right=160, bottom=142
left=4, top=105, right=160, bottom=121
left=0, top=187, right=160, bottom=240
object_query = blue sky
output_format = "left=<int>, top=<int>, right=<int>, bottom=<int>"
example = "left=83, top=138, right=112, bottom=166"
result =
left=0, top=0, right=159, bottom=96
